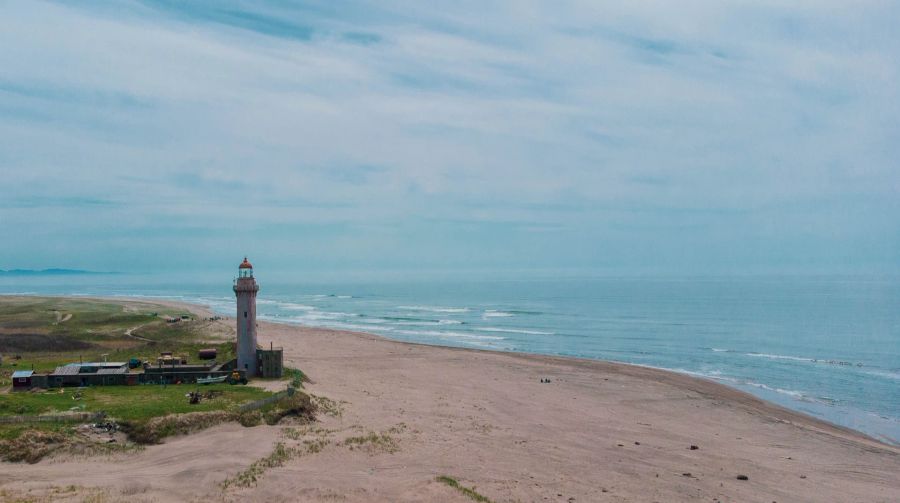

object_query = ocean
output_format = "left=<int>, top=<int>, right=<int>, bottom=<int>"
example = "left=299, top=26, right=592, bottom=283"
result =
left=2, top=273, right=897, bottom=444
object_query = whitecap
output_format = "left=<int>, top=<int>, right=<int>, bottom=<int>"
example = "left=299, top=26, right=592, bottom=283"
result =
left=745, top=353, right=811, bottom=362
left=397, top=305, right=469, bottom=313
left=481, top=327, right=554, bottom=335
left=863, top=369, right=900, bottom=381
left=742, top=381, right=807, bottom=400
left=287, top=311, right=355, bottom=321
left=394, top=329, right=505, bottom=340
left=276, top=302, right=317, bottom=311
left=387, top=318, right=463, bottom=327
left=323, top=322, right=395, bottom=332
left=656, top=367, right=813, bottom=402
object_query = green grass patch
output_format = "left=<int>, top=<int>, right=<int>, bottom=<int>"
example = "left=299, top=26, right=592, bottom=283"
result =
left=284, top=367, right=308, bottom=388
left=0, top=297, right=180, bottom=339
left=0, top=422, right=74, bottom=441
left=0, top=297, right=319, bottom=458
left=0, top=295, right=250, bottom=426
left=0, top=384, right=270, bottom=421
left=436, top=476, right=493, bottom=503
left=0, top=296, right=235, bottom=378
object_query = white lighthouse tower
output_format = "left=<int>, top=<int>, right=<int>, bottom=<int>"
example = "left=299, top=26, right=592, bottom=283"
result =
left=233, top=257, right=259, bottom=376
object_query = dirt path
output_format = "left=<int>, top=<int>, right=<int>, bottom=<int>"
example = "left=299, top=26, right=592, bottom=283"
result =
left=52, top=311, right=72, bottom=325
left=123, top=322, right=155, bottom=343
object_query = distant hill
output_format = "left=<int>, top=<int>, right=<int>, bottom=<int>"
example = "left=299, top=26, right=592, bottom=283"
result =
left=0, top=268, right=114, bottom=276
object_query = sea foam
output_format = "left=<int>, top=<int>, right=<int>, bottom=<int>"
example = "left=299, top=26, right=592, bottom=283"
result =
left=481, top=327, right=554, bottom=335
left=397, top=305, right=470, bottom=313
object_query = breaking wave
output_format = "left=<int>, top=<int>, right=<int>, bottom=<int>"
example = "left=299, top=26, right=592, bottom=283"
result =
left=745, top=353, right=812, bottom=362
left=481, top=327, right=554, bottom=335
left=397, top=305, right=469, bottom=313
left=394, top=329, right=505, bottom=341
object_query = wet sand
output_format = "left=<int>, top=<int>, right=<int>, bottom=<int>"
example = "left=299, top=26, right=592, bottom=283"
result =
left=1, top=300, right=898, bottom=502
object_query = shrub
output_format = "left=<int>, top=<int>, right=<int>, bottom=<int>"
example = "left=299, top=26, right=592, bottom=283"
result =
left=0, top=429, right=69, bottom=463
left=120, top=411, right=232, bottom=444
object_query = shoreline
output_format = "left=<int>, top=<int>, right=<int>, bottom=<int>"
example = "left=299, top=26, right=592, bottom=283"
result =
left=271, top=322, right=899, bottom=450
left=2, top=295, right=899, bottom=501
left=86, top=294, right=900, bottom=447
left=5, top=293, right=898, bottom=448
left=283, top=322, right=892, bottom=448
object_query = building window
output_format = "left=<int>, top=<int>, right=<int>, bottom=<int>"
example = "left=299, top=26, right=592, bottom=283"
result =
left=244, top=311, right=248, bottom=318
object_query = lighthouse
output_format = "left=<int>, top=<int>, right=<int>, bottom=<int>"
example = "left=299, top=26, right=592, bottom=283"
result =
left=233, top=257, right=259, bottom=376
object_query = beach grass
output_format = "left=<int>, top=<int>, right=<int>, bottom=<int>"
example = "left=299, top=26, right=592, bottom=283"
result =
left=221, top=441, right=294, bottom=489
left=436, top=476, right=493, bottom=502
left=284, top=367, right=307, bottom=388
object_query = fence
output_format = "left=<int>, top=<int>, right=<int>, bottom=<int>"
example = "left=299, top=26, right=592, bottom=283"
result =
left=238, top=386, right=295, bottom=412
left=0, top=412, right=106, bottom=424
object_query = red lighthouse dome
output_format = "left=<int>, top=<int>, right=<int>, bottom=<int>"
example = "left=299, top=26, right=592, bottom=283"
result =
left=239, top=257, right=253, bottom=269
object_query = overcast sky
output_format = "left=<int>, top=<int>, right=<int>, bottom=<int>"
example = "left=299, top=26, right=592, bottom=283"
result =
left=1, top=1, right=898, bottom=277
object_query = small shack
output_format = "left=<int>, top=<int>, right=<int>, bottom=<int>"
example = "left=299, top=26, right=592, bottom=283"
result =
left=48, top=362, right=129, bottom=387
left=257, top=346, right=284, bottom=378
left=11, top=370, right=33, bottom=391
left=142, top=360, right=242, bottom=385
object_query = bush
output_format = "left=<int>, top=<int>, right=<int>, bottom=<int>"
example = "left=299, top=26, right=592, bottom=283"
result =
left=284, top=367, right=308, bottom=388
left=260, top=392, right=317, bottom=425
left=0, top=429, right=69, bottom=463
left=120, top=411, right=232, bottom=444
left=237, top=410, right=263, bottom=427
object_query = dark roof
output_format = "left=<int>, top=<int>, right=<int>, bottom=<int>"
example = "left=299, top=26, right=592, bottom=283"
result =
left=50, top=363, right=81, bottom=376
left=52, top=365, right=81, bottom=376
left=97, top=367, right=127, bottom=375
left=52, top=363, right=129, bottom=376
left=77, top=362, right=127, bottom=368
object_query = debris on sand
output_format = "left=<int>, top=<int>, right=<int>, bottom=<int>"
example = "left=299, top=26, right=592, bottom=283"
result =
left=736, top=474, right=749, bottom=480
left=690, top=445, right=699, bottom=450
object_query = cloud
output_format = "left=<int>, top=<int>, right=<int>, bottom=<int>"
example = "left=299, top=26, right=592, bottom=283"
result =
left=0, top=0, right=897, bottom=273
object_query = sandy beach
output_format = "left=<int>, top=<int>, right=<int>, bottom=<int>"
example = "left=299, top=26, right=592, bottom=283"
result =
left=1, top=300, right=898, bottom=502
